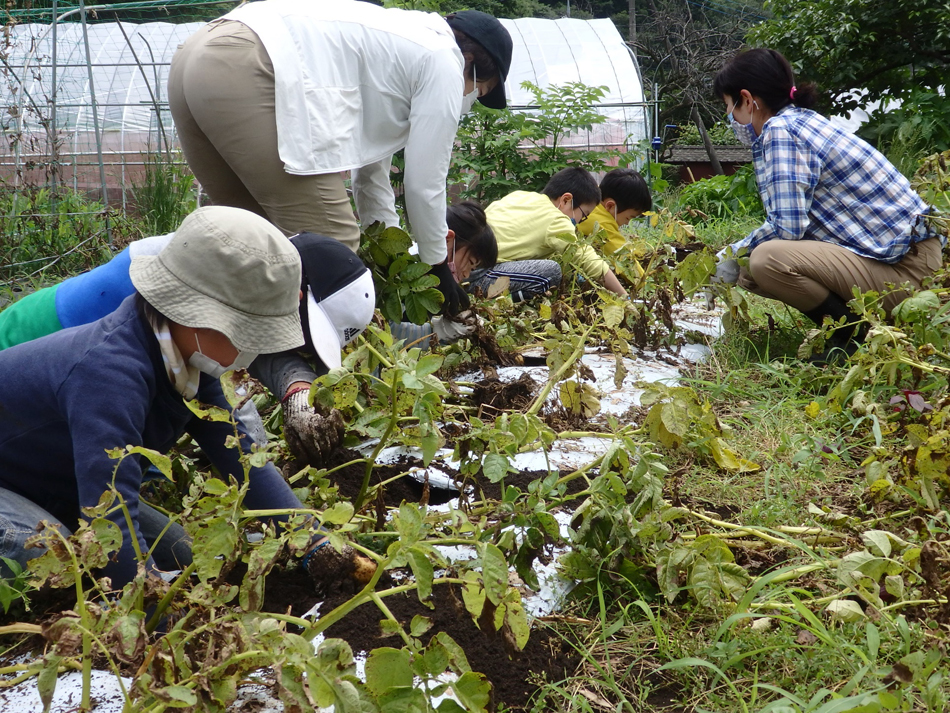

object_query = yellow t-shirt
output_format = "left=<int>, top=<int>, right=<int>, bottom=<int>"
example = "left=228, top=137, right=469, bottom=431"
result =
left=485, top=191, right=609, bottom=279
left=577, top=202, right=625, bottom=253
left=578, top=202, right=644, bottom=277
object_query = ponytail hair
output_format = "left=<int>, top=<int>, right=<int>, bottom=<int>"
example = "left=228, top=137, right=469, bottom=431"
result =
left=713, top=48, right=818, bottom=113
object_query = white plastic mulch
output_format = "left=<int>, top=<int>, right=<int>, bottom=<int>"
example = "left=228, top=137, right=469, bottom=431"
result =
left=0, top=298, right=722, bottom=711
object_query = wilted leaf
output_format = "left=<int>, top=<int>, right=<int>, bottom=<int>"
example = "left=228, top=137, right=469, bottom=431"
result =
left=826, top=599, right=866, bottom=622
left=708, top=438, right=761, bottom=472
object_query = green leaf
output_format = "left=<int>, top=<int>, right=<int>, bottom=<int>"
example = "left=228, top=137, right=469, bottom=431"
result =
left=416, top=354, right=444, bottom=377
left=162, top=685, right=198, bottom=707
left=126, top=446, right=173, bottom=479
left=482, top=453, right=510, bottom=483
left=479, top=543, right=508, bottom=606
left=37, top=655, right=61, bottom=713
left=322, top=502, right=355, bottom=525
left=408, top=547, right=434, bottom=600
left=892, top=290, right=940, bottom=323
left=365, top=648, right=413, bottom=696
left=452, top=671, right=492, bottom=712
left=410, top=615, right=432, bottom=639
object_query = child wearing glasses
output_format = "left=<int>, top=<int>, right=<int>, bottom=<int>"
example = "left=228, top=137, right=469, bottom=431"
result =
left=471, top=167, right=628, bottom=301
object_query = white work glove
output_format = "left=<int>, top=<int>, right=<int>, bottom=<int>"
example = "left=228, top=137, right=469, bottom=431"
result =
left=710, top=258, right=740, bottom=285
left=431, top=310, right=478, bottom=343
left=234, top=399, right=267, bottom=445
left=282, top=389, right=345, bottom=468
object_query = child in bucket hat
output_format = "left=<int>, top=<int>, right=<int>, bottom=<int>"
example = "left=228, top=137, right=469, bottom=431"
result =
left=0, top=206, right=374, bottom=593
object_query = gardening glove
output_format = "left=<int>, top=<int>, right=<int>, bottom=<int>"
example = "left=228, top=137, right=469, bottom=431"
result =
left=430, top=260, right=470, bottom=316
left=431, top=310, right=477, bottom=343
left=303, top=538, right=377, bottom=591
left=282, top=388, right=345, bottom=468
left=710, top=258, right=740, bottom=285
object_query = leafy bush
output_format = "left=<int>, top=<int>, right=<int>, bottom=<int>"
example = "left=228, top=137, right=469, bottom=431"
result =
left=450, top=81, right=622, bottom=205
left=675, top=163, right=763, bottom=219
left=858, top=88, right=950, bottom=158
left=674, top=119, right=739, bottom=146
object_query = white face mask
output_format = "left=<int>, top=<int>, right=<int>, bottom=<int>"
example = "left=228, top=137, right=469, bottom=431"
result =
left=460, top=67, right=478, bottom=117
left=189, top=333, right=256, bottom=378
left=728, top=98, right=759, bottom=147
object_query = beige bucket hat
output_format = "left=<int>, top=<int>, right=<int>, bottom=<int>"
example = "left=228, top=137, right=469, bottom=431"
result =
left=129, top=206, right=304, bottom=353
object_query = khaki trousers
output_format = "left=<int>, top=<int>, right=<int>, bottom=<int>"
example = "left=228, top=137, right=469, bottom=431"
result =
left=167, top=20, right=361, bottom=250
left=738, top=238, right=944, bottom=315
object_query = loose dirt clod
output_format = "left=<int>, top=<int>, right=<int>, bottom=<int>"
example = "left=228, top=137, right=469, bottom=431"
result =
left=471, top=372, right=537, bottom=413
left=305, top=543, right=377, bottom=589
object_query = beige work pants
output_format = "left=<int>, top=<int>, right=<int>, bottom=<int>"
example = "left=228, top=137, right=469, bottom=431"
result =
left=167, top=20, right=361, bottom=250
left=738, top=238, right=944, bottom=315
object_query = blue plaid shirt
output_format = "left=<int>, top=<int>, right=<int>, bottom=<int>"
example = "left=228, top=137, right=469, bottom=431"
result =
left=730, top=106, right=938, bottom=264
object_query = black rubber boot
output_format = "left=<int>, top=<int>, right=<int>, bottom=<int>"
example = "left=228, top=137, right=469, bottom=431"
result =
left=802, top=293, right=863, bottom=367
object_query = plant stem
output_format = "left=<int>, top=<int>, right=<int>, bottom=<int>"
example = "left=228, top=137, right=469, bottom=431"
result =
left=146, top=562, right=197, bottom=633
left=525, top=326, right=594, bottom=416
left=355, top=369, right=401, bottom=510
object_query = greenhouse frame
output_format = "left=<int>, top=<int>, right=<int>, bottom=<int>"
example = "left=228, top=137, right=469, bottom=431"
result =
left=1, top=1, right=651, bottom=208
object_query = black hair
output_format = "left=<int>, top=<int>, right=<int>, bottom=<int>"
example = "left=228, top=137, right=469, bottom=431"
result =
left=541, top=167, right=601, bottom=206
left=713, top=48, right=819, bottom=113
left=447, top=200, right=497, bottom=268
left=447, top=23, right=499, bottom=82
left=600, top=168, right=652, bottom=213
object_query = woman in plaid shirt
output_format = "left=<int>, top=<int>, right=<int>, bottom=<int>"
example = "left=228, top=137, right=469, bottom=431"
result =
left=712, top=48, right=943, bottom=365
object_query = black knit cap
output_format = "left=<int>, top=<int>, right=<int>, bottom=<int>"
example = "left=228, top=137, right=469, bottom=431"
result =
left=445, top=10, right=512, bottom=110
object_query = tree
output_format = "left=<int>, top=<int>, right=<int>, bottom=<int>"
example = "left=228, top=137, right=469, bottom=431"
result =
left=747, top=0, right=950, bottom=116
left=632, top=0, right=766, bottom=128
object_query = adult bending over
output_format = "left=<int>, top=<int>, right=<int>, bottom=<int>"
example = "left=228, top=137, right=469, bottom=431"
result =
left=168, top=0, right=512, bottom=316
left=712, top=48, right=944, bottom=363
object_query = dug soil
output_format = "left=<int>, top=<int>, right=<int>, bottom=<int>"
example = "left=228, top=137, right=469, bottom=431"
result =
left=261, top=568, right=583, bottom=711
left=325, top=448, right=590, bottom=510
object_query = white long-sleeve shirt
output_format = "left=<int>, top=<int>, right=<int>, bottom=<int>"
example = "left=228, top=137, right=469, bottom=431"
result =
left=225, top=0, right=464, bottom=264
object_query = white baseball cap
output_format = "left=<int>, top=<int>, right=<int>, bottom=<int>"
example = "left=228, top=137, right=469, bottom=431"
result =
left=291, top=233, right=376, bottom=369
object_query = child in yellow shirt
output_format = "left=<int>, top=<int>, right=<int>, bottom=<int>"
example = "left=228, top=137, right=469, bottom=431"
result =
left=578, top=168, right=652, bottom=276
left=473, top=167, right=628, bottom=300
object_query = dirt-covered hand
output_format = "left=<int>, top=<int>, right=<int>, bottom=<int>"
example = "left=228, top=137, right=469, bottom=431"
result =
left=431, top=310, right=477, bottom=343
left=430, top=260, right=470, bottom=316
left=304, top=540, right=377, bottom=591
left=282, top=389, right=345, bottom=467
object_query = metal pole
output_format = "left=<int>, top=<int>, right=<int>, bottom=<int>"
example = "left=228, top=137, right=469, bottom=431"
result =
left=51, top=0, right=59, bottom=191
left=79, top=0, right=112, bottom=242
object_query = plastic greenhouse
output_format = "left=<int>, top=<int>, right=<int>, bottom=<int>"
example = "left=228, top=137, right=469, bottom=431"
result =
left=1, top=9, right=647, bottom=204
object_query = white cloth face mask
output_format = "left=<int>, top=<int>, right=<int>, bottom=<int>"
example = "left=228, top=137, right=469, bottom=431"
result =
left=460, top=67, right=478, bottom=117
left=728, top=99, right=759, bottom=147
left=189, top=333, right=257, bottom=378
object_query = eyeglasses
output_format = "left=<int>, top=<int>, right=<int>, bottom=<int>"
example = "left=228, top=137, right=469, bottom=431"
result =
left=577, top=205, right=591, bottom=223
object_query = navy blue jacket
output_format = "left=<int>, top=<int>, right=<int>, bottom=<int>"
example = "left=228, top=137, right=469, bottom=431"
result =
left=0, top=295, right=301, bottom=587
